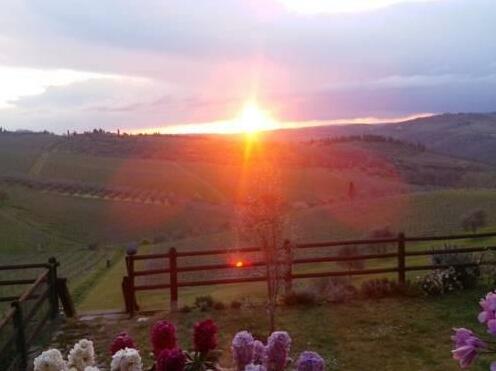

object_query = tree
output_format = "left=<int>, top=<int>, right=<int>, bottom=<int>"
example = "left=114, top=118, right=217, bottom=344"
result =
left=462, top=209, right=487, bottom=233
left=337, top=245, right=365, bottom=275
left=0, top=189, right=7, bottom=203
left=369, top=226, right=393, bottom=254
left=238, top=167, right=287, bottom=333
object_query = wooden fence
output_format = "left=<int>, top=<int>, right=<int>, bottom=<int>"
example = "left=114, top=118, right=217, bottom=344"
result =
left=122, top=232, right=496, bottom=315
left=0, top=258, right=75, bottom=370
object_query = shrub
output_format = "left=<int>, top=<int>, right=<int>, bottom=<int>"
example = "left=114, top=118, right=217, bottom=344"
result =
left=461, top=209, right=487, bottom=233
left=431, top=244, right=480, bottom=289
left=213, top=301, right=226, bottom=310
left=230, top=300, right=242, bottom=309
left=337, top=245, right=365, bottom=273
left=194, top=295, right=214, bottom=311
left=313, top=277, right=357, bottom=303
left=327, top=281, right=358, bottom=303
left=153, top=235, right=166, bottom=244
left=417, top=267, right=463, bottom=296
left=369, top=226, right=394, bottom=254
left=360, top=278, right=412, bottom=299
left=0, top=190, right=8, bottom=203
left=282, top=290, right=317, bottom=306
left=180, top=305, right=192, bottom=313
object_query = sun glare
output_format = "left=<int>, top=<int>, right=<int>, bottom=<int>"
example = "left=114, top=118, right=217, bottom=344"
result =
left=231, top=102, right=278, bottom=134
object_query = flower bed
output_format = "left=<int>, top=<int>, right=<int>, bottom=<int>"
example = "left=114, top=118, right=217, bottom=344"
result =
left=33, top=319, right=324, bottom=371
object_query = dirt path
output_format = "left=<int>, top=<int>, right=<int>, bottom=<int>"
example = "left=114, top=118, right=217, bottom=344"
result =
left=29, top=148, right=57, bottom=177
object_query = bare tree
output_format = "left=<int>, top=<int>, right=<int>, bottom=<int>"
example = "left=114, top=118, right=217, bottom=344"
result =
left=462, top=209, right=487, bottom=233
left=237, top=166, right=286, bottom=332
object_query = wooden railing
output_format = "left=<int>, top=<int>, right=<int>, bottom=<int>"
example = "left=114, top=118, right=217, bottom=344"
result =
left=122, top=232, right=496, bottom=315
left=0, top=258, right=75, bottom=370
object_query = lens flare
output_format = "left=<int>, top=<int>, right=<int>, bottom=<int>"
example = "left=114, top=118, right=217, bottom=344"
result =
left=231, top=101, right=278, bottom=134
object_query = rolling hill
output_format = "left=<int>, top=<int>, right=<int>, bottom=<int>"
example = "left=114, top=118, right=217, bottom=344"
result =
left=272, top=112, right=496, bottom=165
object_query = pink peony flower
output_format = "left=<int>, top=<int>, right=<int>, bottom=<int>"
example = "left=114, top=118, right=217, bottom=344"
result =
left=110, top=332, right=136, bottom=355
left=156, top=348, right=186, bottom=371
left=193, top=319, right=218, bottom=354
left=151, top=321, right=177, bottom=356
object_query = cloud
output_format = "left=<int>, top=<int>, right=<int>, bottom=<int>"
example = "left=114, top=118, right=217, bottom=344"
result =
left=277, top=0, right=444, bottom=14
left=0, top=66, right=121, bottom=108
left=0, top=0, right=495, bottom=132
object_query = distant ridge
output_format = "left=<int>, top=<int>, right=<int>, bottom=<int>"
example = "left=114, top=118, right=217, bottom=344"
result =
left=270, top=112, right=496, bottom=165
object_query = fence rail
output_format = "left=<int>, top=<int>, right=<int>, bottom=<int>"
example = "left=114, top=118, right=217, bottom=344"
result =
left=122, top=232, right=496, bottom=315
left=0, top=258, right=75, bottom=370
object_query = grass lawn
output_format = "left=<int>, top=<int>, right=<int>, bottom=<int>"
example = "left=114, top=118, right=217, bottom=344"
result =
left=54, top=287, right=493, bottom=370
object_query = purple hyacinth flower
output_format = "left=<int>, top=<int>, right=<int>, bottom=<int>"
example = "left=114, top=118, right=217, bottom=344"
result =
left=266, top=332, right=291, bottom=371
left=253, top=340, right=267, bottom=365
left=296, top=351, right=325, bottom=371
left=232, top=331, right=255, bottom=371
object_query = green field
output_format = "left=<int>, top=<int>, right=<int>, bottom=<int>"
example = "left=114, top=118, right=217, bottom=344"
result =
left=1, top=133, right=496, bottom=315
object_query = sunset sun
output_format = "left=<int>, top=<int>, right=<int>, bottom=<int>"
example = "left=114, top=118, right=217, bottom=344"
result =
left=232, top=101, right=278, bottom=134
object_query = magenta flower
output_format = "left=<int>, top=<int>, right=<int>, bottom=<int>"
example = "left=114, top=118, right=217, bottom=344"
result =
left=451, top=329, right=486, bottom=368
left=110, top=332, right=136, bottom=355
left=156, top=348, right=186, bottom=371
left=491, top=361, right=496, bottom=371
left=231, top=331, right=255, bottom=370
left=478, top=292, right=496, bottom=334
left=151, top=321, right=177, bottom=356
left=193, top=319, right=218, bottom=354
left=253, top=340, right=267, bottom=365
left=296, top=351, right=325, bottom=371
left=452, top=328, right=476, bottom=348
left=266, top=332, right=291, bottom=371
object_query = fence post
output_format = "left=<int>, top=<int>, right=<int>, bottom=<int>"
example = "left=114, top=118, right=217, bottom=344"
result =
left=397, top=233, right=406, bottom=285
left=122, top=276, right=131, bottom=315
left=48, top=257, right=59, bottom=319
left=12, top=300, right=28, bottom=369
left=283, top=240, right=293, bottom=295
left=169, top=247, right=178, bottom=311
left=56, top=278, right=76, bottom=317
left=126, top=255, right=136, bottom=316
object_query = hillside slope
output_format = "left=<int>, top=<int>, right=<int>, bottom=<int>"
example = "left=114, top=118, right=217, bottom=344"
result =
left=274, top=112, right=496, bottom=165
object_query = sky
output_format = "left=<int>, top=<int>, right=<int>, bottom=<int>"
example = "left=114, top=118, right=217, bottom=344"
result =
left=0, top=0, right=495, bottom=133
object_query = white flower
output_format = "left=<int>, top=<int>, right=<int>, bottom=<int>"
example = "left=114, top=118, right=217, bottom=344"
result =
left=34, top=349, right=68, bottom=371
left=110, top=348, right=142, bottom=371
left=245, top=364, right=267, bottom=371
left=67, top=339, right=96, bottom=371
left=84, top=367, right=100, bottom=371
